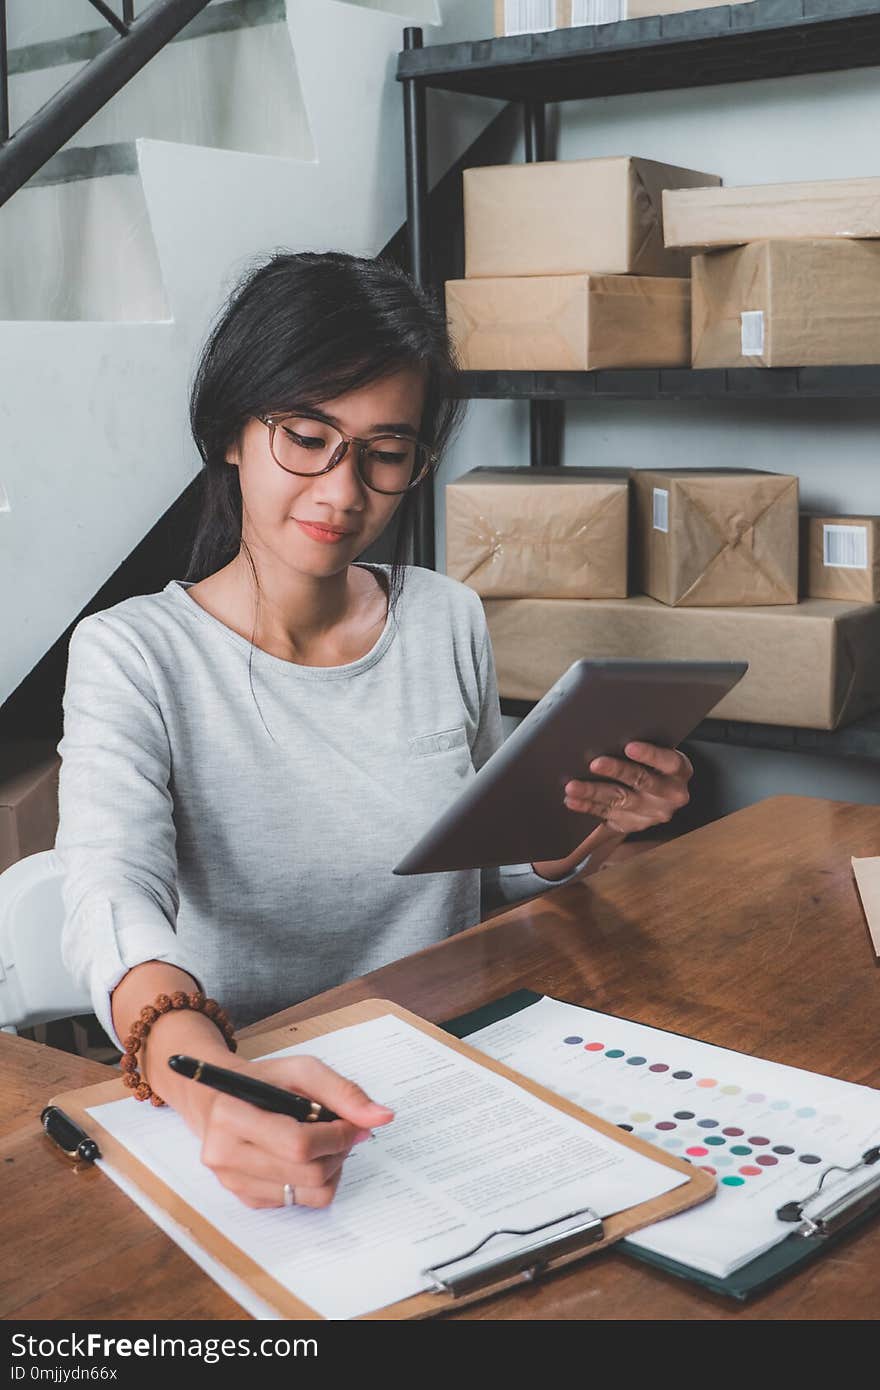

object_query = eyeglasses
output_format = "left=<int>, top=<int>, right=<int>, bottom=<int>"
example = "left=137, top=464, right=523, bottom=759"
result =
left=258, top=412, right=436, bottom=495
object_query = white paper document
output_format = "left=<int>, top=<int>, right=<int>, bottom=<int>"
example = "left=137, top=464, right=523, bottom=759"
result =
left=464, top=997, right=880, bottom=1280
left=87, top=1013, right=686, bottom=1319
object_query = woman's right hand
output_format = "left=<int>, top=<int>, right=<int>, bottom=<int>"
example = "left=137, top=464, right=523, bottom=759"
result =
left=190, top=1054, right=395, bottom=1210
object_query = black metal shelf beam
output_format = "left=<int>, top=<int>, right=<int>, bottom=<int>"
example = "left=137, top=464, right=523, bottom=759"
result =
left=453, top=365, right=880, bottom=400
left=499, top=698, right=880, bottom=762
left=396, top=2, right=880, bottom=102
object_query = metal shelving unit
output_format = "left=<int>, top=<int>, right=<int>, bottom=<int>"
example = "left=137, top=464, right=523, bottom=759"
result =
left=453, top=365, right=880, bottom=400
left=396, top=1, right=880, bottom=762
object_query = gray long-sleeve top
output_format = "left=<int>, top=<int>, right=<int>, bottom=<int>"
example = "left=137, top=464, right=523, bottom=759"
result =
left=56, top=563, right=586, bottom=1048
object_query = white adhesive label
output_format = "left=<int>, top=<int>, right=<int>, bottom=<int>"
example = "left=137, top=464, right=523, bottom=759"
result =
left=0, top=483, right=9, bottom=513
left=504, top=0, right=557, bottom=34
left=571, top=0, right=627, bottom=23
left=823, top=523, right=868, bottom=570
left=741, top=310, right=765, bottom=357
left=653, top=487, right=669, bottom=533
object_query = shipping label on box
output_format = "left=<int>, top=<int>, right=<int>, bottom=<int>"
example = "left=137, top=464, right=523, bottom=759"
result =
left=664, top=176, right=880, bottom=251
left=463, top=156, right=719, bottom=280
left=494, top=0, right=571, bottom=35
left=804, top=514, right=880, bottom=604
left=692, top=239, right=880, bottom=369
left=483, top=594, right=880, bottom=730
left=446, top=466, right=629, bottom=599
left=633, top=468, right=799, bottom=607
left=498, top=0, right=751, bottom=32
left=446, top=273, right=690, bottom=371
left=624, top=0, right=752, bottom=16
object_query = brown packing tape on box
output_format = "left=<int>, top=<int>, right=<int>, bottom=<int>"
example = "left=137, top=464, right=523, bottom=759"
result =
left=0, top=742, right=61, bottom=873
left=664, top=176, right=880, bottom=251
left=805, top=515, right=880, bottom=604
left=692, top=239, right=880, bottom=369
left=483, top=595, right=880, bottom=730
left=632, top=468, right=798, bottom=607
left=463, top=157, right=719, bottom=280
left=446, top=274, right=690, bottom=371
left=494, top=0, right=570, bottom=35
left=446, top=467, right=629, bottom=599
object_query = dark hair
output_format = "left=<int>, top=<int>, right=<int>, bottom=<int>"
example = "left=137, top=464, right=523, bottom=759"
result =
left=187, top=249, right=465, bottom=616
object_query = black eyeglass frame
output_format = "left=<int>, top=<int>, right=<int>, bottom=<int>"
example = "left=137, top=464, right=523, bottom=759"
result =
left=258, top=412, right=438, bottom=496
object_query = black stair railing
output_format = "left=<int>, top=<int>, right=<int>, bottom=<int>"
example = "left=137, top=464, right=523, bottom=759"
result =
left=0, top=0, right=213, bottom=209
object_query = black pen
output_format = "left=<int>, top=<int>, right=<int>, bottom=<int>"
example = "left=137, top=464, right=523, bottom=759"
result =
left=167, top=1055, right=339, bottom=1123
left=41, top=1105, right=101, bottom=1163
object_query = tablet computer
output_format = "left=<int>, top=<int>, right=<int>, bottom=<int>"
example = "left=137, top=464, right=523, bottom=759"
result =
left=392, top=658, right=747, bottom=875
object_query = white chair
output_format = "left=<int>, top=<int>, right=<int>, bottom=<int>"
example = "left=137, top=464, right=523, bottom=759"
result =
left=0, top=849, right=90, bottom=1033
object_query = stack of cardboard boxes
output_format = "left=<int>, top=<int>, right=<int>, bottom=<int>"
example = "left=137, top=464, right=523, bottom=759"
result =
left=663, top=178, right=880, bottom=369
left=446, top=155, right=718, bottom=371
left=446, top=465, right=880, bottom=730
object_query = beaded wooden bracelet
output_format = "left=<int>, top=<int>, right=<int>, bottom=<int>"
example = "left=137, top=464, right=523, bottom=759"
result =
left=120, top=990, right=237, bottom=1106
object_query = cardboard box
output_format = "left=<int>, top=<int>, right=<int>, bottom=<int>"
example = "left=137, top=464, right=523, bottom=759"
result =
left=496, top=1, right=752, bottom=34
left=446, top=466, right=629, bottom=599
left=632, top=468, right=798, bottom=607
left=664, top=177, right=880, bottom=251
left=628, top=0, right=753, bottom=15
left=446, top=273, right=690, bottom=370
left=0, top=742, right=60, bottom=874
left=483, top=595, right=880, bottom=729
left=463, top=157, right=720, bottom=280
left=691, top=240, right=880, bottom=369
left=804, top=515, right=880, bottom=604
left=494, top=1, right=570, bottom=36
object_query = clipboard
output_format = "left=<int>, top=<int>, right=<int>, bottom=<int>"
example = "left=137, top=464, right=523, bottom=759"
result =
left=442, top=991, right=880, bottom=1303
left=43, top=998, right=714, bottom=1320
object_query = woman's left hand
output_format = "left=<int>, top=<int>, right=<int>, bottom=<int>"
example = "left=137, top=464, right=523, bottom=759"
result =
left=563, top=742, right=693, bottom=835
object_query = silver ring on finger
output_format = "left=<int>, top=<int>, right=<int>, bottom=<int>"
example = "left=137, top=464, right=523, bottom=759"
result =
left=283, top=1182, right=296, bottom=1207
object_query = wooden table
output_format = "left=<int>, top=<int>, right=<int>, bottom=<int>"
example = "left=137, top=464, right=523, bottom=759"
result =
left=3, top=795, right=879, bottom=1320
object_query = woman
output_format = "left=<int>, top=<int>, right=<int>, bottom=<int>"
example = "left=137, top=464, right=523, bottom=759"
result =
left=57, top=251, right=692, bottom=1213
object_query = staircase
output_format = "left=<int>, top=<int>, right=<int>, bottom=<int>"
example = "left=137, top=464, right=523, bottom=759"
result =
left=0, top=0, right=502, bottom=709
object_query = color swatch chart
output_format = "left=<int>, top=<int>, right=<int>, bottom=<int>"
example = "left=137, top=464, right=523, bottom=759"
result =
left=465, top=996, right=880, bottom=1279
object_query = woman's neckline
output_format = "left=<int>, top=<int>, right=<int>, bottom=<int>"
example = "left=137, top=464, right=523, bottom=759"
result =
left=164, top=562, right=397, bottom=680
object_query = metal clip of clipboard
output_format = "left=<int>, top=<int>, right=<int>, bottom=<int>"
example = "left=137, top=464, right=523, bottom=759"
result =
left=421, top=1206, right=604, bottom=1298
left=777, top=1145, right=880, bottom=1239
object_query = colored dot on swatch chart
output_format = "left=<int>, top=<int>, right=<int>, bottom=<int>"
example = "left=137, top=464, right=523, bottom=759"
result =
left=584, top=1042, right=604, bottom=1052
left=563, top=1037, right=583, bottom=1045
left=606, top=1049, right=625, bottom=1059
